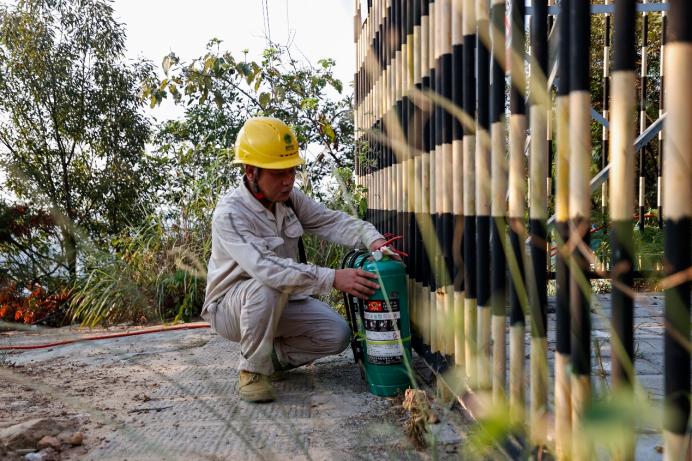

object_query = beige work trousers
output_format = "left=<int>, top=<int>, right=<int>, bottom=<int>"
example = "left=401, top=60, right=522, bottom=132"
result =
left=203, top=278, right=350, bottom=376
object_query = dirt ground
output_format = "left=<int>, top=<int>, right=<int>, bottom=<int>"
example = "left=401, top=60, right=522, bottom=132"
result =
left=1, top=292, right=672, bottom=460
left=1, top=324, right=467, bottom=460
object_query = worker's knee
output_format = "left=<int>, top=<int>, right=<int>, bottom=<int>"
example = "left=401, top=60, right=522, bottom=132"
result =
left=245, top=282, right=282, bottom=312
left=327, top=316, right=351, bottom=355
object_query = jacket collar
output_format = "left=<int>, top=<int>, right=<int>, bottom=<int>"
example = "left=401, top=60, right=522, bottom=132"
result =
left=237, top=179, right=290, bottom=226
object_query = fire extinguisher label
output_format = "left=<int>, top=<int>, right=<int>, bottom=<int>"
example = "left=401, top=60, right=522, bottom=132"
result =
left=363, top=311, right=401, bottom=321
left=366, top=330, right=402, bottom=341
left=366, top=342, right=405, bottom=363
left=364, top=297, right=404, bottom=364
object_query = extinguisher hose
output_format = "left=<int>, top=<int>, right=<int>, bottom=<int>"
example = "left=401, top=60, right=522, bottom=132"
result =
left=341, top=248, right=369, bottom=365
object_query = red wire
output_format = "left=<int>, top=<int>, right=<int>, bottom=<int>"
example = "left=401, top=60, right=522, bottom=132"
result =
left=0, top=323, right=210, bottom=351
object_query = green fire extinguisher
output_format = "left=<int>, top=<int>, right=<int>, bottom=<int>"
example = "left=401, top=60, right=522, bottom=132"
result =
left=341, top=246, right=413, bottom=397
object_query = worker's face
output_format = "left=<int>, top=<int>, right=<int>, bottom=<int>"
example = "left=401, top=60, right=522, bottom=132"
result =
left=246, top=166, right=296, bottom=202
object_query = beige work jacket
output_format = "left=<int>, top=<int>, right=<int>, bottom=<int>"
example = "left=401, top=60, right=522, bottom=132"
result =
left=202, top=184, right=383, bottom=315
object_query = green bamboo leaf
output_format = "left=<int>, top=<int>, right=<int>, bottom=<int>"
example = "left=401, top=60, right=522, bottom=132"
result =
left=259, top=92, right=271, bottom=108
left=322, top=122, right=335, bottom=142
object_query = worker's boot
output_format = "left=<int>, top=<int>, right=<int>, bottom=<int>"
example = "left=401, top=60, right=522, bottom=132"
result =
left=238, top=371, right=275, bottom=403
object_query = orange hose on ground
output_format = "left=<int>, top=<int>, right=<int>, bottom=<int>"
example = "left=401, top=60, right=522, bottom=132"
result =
left=0, top=322, right=210, bottom=351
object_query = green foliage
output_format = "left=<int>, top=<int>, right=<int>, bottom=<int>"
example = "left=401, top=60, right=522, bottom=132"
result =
left=70, top=215, right=207, bottom=326
left=0, top=200, right=65, bottom=285
left=142, top=42, right=354, bottom=199
left=0, top=0, right=160, bottom=279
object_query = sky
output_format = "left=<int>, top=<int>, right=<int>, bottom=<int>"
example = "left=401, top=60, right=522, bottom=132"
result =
left=111, top=0, right=357, bottom=121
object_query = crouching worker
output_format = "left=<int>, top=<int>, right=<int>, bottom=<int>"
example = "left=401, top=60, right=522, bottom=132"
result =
left=202, top=117, right=388, bottom=403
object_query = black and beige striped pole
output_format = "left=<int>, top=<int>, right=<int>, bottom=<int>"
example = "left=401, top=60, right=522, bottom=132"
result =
left=419, top=0, right=432, bottom=351
left=409, top=0, right=422, bottom=345
left=569, top=1, right=592, bottom=458
left=662, top=1, right=691, bottom=458
left=657, top=1, right=666, bottom=229
left=451, top=0, right=466, bottom=373
left=528, top=0, right=549, bottom=448
left=353, top=0, right=363, bottom=190
left=508, top=0, right=527, bottom=423
left=409, top=0, right=419, bottom=347
left=463, top=0, right=478, bottom=388
left=602, top=0, right=611, bottom=228
left=428, top=0, right=439, bottom=357
left=489, top=0, right=506, bottom=403
left=610, top=1, right=637, bottom=458
left=554, top=0, right=572, bottom=457
left=439, top=0, right=455, bottom=361
left=475, top=0, right=492, bottom=393
left=638, top=0, right=649, bottom=232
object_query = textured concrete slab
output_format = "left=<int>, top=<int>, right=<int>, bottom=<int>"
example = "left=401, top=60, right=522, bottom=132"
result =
left=1, top=325, right=468, bottom=460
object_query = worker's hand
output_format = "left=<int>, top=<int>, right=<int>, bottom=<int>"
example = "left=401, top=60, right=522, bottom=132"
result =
left=369, top=238, right=388, bottom=252
left=370, top=238, right=403, bottom=261
left=334, top=268, right=380, bottom=300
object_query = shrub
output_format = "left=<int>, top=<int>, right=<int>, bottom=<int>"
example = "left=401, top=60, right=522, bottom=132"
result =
left=0, top=281, right=70, bottom=326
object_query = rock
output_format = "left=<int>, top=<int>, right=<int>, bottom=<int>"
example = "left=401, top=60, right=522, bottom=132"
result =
left=37, top=436, right=61, bottom=451
left=66, top=432, right=83, bottom=446
left=24, top=447, right=59, bottom=461
left=0, top=418, right=70, bottom=451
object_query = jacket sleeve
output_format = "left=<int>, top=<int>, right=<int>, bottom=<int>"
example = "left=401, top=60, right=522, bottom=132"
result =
left=290, top=189, right=383, bottom=249
left=212, top=210, right=335, bottom=295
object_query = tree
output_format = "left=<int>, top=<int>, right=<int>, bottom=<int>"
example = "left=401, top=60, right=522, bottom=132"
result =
left=144, top=42, right=355, bottom=205
left=0, top=0, right=160, bottom=281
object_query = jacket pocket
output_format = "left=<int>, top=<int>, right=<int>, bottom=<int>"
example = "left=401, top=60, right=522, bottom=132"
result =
left=284, top=218, right=304, bottom=239
left=264, top=236, right=285, bottom=250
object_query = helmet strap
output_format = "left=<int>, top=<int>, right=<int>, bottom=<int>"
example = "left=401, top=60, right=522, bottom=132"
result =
left=244, top=169, right=274, bottom=208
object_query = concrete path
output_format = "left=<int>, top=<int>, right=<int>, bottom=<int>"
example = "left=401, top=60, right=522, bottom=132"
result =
left=1, top=324, right=465, bottom=460
left=0, top=292, right=674, bottom=460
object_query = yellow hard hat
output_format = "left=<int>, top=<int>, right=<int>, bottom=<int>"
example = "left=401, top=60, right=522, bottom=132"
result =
left=233, top=117, right=305, bottom=169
